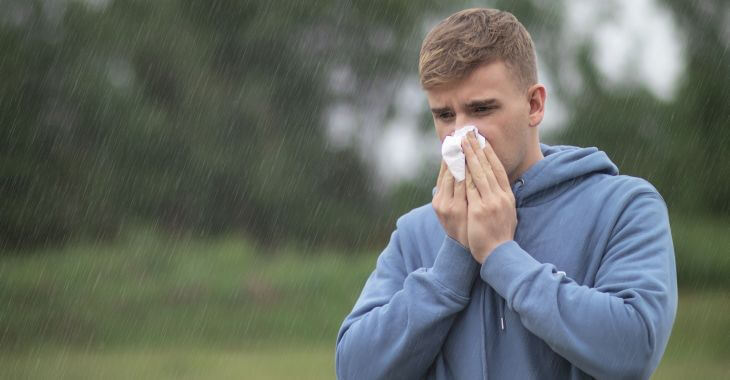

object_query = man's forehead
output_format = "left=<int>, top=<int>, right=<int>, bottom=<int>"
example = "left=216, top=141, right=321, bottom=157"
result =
left=425, top=61, right=518, bottom=106
left=426, top=84, right=501, bottom=107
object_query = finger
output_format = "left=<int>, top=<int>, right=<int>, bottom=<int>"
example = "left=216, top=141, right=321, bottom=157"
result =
left=468, top=132, right=500, bottom=191
left=454, top=170, right=466, bottom=201
left=462, top=136, right=491, bottom=195
left=465, top=167, right=480, bottom=203
left=442, top=163, right=455, bottom=198
left=482, top=141, right=510, bottom=192
left=436, top=160, right=446, bottom=190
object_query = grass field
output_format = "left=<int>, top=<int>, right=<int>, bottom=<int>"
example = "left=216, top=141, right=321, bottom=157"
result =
left=0, top=345, right=335, bottom=380
left=1, top=291, right=727, bottom=380
left=1, top=220, right=728, bottom=379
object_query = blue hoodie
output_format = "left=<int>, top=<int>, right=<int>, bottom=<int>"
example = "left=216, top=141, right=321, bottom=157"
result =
left=336, top=144, right=678, bottom=380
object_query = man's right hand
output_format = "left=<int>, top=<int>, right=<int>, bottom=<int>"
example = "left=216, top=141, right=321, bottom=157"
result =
left=432, top=160, right=469, bottom=248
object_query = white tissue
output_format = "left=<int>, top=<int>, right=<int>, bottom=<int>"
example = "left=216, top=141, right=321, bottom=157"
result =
left=441, top=125, right=486, bottom=182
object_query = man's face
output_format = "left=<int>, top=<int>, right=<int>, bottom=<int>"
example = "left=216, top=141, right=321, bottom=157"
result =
left=426, top=61, right=535, bottom=183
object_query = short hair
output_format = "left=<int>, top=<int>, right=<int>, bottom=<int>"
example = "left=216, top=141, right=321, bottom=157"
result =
left=419, top=8, right=537, bottom=91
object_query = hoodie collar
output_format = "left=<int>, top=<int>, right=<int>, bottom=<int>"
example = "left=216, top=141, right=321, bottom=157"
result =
left=431, top=144, right=618, bottom=205
left=511, top=144, right=619, bottom=207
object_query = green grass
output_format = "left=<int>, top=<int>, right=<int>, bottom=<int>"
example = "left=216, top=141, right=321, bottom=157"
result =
left=0, top=291, right=727, bottom=379
left=671, top=215, right=730, bottom=289
left=653, top=290, right=730, bottom=379
left=0, top=230, right=377, bottom=350
left=1, top=220, right=729, bottom=379
left=0, top=345, right=335, bottom=380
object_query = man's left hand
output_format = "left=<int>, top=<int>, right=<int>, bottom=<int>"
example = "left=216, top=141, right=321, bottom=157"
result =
left=462, top=131, right=517, bottom=264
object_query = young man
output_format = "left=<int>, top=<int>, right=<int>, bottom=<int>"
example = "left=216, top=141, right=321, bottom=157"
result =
left=336, top=8, right=677, bottom=380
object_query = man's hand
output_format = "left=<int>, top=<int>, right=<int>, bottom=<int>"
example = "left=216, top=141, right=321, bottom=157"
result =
left=462, top=131, right=517, bottom=264
left=432, top=160, right=469, bottom=248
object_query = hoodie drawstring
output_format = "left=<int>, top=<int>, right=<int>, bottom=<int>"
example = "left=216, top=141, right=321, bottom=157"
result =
left=499, top=297, right=506, bottom=331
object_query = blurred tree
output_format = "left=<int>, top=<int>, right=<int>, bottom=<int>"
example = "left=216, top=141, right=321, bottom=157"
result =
left=491, top=0, right=730, bottom=217
left=659, top=0, right=730, bottom=215
left=0, top=0, right=459, bottom=250
left=2, top=0, right=726, bottom=251
left=555, top=0, right=730, bottom=217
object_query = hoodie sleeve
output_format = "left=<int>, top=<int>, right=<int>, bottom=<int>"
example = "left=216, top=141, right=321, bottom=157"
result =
left=335, top=221, right=479, bottom=380
left=481, top=192, right=678, bottom=380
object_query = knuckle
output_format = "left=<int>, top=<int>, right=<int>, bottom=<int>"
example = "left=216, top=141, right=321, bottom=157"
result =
left=502, top=194, right=515, bottom=206
left=472, top=204, right=485, bottom=218
left=442, top=204, right=451, bottom=215
left=497, top=194, right=509, bottom=205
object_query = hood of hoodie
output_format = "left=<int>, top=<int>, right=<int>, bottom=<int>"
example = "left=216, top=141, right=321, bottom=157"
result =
left=511, top=144, right=619, bottom=207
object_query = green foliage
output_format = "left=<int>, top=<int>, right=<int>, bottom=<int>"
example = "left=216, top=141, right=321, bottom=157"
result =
left=553, top=0, right=730, bottom=216
left=2, top=0, right=728, bottom=251
left=1, top=0, right=457, bottom=249
left=671, top=215, right=730, bottom=289
left=476, top=0, right=730, bottom=218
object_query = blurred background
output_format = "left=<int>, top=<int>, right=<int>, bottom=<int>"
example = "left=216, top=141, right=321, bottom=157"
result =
left=1, top=0, right=728, bottom=378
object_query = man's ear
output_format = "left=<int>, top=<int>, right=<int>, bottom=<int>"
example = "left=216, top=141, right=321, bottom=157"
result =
left=527, top=84, right=546, bottom=128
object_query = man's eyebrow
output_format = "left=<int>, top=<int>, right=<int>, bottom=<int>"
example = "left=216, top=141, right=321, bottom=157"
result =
left=430, top=106, right=453, bottom=114
left=465, top=99, right=498, bottom=108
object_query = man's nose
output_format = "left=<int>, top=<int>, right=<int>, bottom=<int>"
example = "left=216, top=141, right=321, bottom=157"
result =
left=453, top=115, right=478, bottom=132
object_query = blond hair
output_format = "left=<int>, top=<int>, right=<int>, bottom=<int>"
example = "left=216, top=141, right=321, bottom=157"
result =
left=419, top=8, right=537, bottom=90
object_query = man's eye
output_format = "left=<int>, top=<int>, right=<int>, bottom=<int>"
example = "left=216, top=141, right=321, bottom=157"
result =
left=474, top=106, right=494, bottom=113
left=439, top=112, right=454, bottom=120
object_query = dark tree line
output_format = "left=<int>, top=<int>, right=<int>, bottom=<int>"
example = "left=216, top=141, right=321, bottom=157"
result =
left=1, top=0, right=727, bottom=251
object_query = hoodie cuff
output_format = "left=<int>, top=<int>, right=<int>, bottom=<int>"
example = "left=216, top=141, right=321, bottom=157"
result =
left=431, top=236, right=479, bottom=298
left=480, top=240, right=542, bottom=301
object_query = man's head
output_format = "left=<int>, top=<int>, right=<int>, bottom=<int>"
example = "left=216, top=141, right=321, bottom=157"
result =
left=419, top=8, right=537, bottom=92
left=420, top=8, right=546, bottom=183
